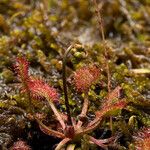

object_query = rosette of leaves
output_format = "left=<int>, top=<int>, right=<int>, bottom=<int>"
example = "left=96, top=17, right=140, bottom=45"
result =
left=14, top=56, right=127, bottom=150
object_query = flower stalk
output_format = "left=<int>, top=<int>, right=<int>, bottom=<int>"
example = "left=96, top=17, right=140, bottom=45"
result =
left=62, top=44, right=74, bottom=126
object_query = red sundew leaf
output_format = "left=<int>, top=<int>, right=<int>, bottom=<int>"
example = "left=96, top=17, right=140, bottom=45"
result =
left=102, top=86, right=122, bottom=107
left=14, top=57, right=59, bottom=103
left=73, top=65, right=100, bottom=92
left=27, top=77, right=59, bottom=102
left=85, top=100, right=127, bottom=132
left=14, top=57, right=30, bottom=83
left=96, top=100, right=127, bottom=117
left=133, top=127, right=150, bottom=150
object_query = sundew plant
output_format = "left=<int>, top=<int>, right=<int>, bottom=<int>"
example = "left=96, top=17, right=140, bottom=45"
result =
left=14, top=45, right=127, bottom=150
left=0, top=0, right=149, bottom=150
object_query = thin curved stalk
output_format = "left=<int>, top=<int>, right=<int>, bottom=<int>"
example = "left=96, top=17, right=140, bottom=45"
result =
left=80, top=92, right=89, bottom=117
left=89, top=136, right=108, bottom=150
left=62, top=45, right=74, bottom=126
left=47, top=99, right=66, bottom=130
left=93, top=0, right=111, bottom=93
left=77, top=92, right=89, bottom=127
left=55, top=138, right=71, bottom=150
left=77, top=118, right=102, bottom=136
left=36, top=117, right=65, bottom=139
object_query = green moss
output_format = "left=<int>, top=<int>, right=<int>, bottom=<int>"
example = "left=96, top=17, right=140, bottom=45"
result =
left=0, top=0, right=149, bottom=149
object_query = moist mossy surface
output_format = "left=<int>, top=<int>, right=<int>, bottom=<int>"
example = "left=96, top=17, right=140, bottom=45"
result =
left=0, top=1, right=150, bottom=150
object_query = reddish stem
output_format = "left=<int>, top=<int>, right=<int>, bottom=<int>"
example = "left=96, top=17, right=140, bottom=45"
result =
left=77, top=92, right=89, bottom=127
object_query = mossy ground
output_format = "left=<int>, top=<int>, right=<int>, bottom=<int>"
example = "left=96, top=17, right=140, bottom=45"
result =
left=0, top=0, right=149, bottom=150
